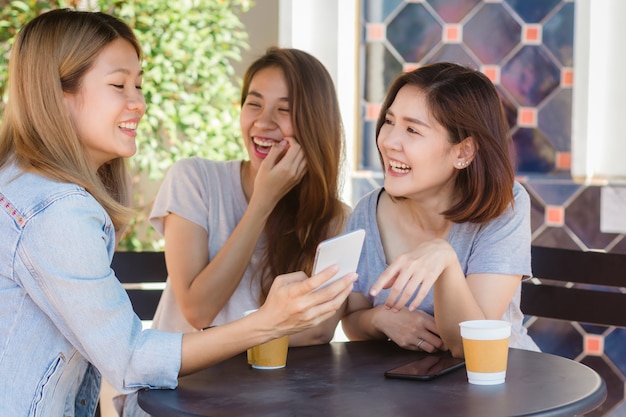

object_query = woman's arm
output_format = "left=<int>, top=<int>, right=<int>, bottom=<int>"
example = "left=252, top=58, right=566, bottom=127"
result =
left=179, top=267, right=356, bottom=375
left=166, top=141, right=307, bottom=330
left=164, top=207, right=268, bottom=330
left=287, top=302, right=346, bottom=346
left=434, top=271, right=521, bottom=357
left=342, top=293, right=445, bottom=352
left=369, top=239, right=521, bottom=357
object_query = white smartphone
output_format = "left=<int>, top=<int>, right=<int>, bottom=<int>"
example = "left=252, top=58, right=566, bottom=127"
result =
left=312, top=229, right=366, bottom=290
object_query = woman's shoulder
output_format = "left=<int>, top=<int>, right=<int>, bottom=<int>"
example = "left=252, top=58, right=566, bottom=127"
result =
left=345, top=187, right=383, bottom=230
left=2, top=165, right=91, bottom=214
left=512, top=181, right=530, bottom=207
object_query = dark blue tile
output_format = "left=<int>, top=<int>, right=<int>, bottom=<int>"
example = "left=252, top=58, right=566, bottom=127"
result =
left=464, top=3, right=521, bottom=64
left=579, top=323, right=612, bottom=335
left=538, top=89, right=572, bottom=153
left=525, top=318, right=582, bottom=359
left=513, top=127, right=555, bottom=173
left=501, top=45, right=561, bottom=106
left=543, top=2, right=575, bottom=66
left=565, top=187, right=621, bottom=250
left=605, top=328, right=626, bottom=377
left=387, top=3, right=442, bottom=63
left=524, top=180, right=581, bottom=206
left=505, top=0, right=561, bottom=23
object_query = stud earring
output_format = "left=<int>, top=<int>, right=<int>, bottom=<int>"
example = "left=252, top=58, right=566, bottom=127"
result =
left=457, top=161, right=464, bottom=168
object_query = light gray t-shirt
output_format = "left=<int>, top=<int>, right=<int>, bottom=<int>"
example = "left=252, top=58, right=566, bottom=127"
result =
left=149, top=158, right=261, bottom=331
left=345, top=181, right=538, bottom=351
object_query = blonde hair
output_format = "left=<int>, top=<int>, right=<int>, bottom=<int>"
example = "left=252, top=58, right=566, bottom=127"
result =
left=0, top=9, right=142, bottom=231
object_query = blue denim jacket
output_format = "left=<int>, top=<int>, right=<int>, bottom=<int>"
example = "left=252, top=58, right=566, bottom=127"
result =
left=0, top=161, right=182, bottom=417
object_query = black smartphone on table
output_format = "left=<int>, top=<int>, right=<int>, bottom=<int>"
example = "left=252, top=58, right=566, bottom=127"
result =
left=385, top=352, right=465, bottom=381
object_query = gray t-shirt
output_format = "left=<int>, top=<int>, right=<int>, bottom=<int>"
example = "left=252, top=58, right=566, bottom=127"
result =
left=149, top=158, right=261, bottom=331
left=345, top=181, right=538, bottom=351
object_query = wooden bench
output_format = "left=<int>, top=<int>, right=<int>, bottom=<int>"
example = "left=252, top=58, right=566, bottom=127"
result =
left=111, top=251, right=167, bottom=321
left=521, top=245, right=626, bottom=327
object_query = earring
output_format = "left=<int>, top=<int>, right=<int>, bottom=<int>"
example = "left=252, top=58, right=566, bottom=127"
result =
left=457, top=161, right=464, bottom=168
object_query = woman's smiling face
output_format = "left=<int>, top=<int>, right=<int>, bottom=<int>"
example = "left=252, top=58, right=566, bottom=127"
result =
left=240, top=66, right=294, bottom=171
left=63, top=38, right=145, bottom=171
left=377, top=85, right=459, bottom=199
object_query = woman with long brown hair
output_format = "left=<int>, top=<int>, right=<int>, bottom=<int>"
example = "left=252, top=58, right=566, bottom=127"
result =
left=149, top=47, right=350, bottom=345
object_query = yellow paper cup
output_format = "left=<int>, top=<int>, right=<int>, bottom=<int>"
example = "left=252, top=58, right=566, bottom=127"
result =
left=248, top=335, right=289, bottom=369
left=244, top=309, right=289, bottom=369
left=459, top=320, right=511, bottom=385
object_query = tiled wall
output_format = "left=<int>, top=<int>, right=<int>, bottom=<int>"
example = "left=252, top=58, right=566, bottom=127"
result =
left=354, top=1, right=626, bottom=415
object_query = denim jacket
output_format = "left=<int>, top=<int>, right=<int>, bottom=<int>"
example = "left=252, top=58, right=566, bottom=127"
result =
left=0, top=161, right=182, bottom=417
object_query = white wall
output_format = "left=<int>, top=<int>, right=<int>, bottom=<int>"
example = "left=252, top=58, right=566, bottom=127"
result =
left=572, top=0, right=626, bottom=183
left=233, top=0, right=280, bottom=78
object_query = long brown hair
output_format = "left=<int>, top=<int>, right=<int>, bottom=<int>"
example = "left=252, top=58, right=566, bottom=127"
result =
left=241, top=47, right=347, bottom=299
left=376, top=62, right=515, bottom=223
left=0, top=9, right=141, bottom=231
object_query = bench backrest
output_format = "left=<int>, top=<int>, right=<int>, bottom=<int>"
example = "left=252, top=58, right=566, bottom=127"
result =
left=521, top=245, right=626, bottom=327
left=111, top=251, right=167, bottom=321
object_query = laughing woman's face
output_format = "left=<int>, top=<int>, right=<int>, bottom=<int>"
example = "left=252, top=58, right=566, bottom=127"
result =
left=239, top=66, right=294, bottom=172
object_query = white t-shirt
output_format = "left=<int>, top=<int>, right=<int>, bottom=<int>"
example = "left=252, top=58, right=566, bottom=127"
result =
left=149, top=158, right=262, bottom=331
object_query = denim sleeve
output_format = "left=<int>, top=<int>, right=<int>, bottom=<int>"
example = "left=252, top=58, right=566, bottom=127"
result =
left=16, top=191, right=182, bottom=393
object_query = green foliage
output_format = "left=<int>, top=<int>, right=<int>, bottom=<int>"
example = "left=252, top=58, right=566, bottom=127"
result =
left=0, top=0, right=251, bottom=250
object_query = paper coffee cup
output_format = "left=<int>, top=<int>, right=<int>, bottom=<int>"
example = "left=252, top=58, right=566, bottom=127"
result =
left=459, top=320, right=511, bottom=385
left=248, top=335, right=289, bottom=369
left=244, top=309, right=289, bottom=369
